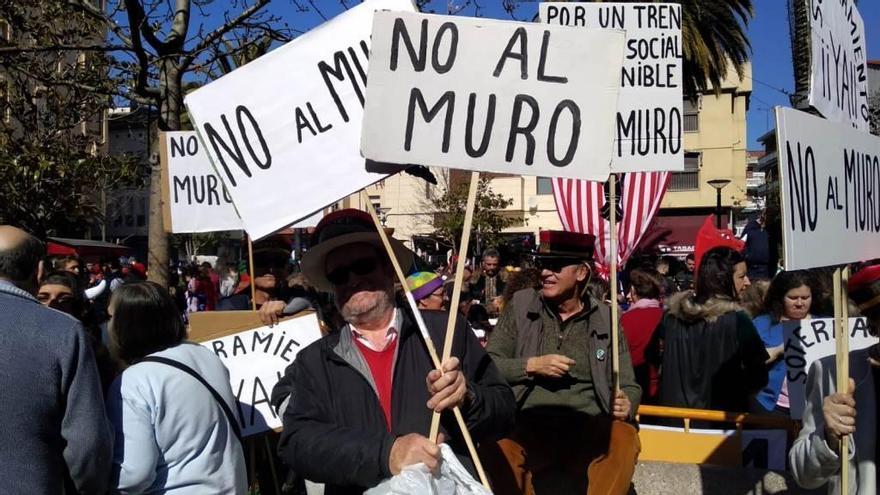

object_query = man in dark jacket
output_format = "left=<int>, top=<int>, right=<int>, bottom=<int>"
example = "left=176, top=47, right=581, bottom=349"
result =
left=0, top=226, right=112, bottom=494
left=275, top=210, right=515, bottom=494
left=742, top=212, right=771, bottom=281
left=485, top=230, right=642, bottom=495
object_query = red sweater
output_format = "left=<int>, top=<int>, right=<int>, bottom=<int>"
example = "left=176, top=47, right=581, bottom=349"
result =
left=621, top=306, right=663, bottom=400
left=353, top=338, right=398, bottom=431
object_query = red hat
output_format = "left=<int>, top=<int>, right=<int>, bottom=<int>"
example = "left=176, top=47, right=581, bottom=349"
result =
left=694, top=215, right=744, bottom=276
left=129, top=262, right=147, bottom=279
left=849, top=264, right=880, bottom=315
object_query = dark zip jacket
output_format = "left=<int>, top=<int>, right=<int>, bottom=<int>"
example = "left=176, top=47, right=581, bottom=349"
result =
left=277, top=307, right=516, bottom=494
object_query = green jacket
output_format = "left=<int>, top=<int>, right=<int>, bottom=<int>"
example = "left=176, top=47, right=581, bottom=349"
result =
left=487, top=288, right=641, bottom=419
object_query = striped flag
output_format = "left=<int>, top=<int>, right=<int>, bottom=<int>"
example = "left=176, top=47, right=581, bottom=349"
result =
left=552, top=172, right=670, bottom=273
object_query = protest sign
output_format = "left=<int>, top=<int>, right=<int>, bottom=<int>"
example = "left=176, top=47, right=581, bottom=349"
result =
left=540, top=2, right=683, bottom=173
left=189, top=311, right=322, bottom=437
left=184, top=0, right=417, bottom=240
left=775, top=107, right=880, bottom=270
left=808, top=0, right=869, bottom=131
left=360, top=11, right=625, bottom=181
left=160, top=131, right=243, bottom=233
left=782, top=317, right=874, bottom=420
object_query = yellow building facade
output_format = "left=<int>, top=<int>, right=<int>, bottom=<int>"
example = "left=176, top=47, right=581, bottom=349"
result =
left=340, top=63, right=751, bottom=259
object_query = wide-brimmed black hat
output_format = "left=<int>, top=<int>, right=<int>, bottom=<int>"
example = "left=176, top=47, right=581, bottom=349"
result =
left=301, top=209, right=411, bottom=291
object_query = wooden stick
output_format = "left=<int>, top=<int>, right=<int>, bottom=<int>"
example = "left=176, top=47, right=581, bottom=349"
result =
left=264, top=436, right=281, bottom=495
left=247, top=236, right=257, bottom=312
left=430, top=171, right=480, bottom=442
left=834, top=266, right=850, bottom=492
left=609, top=173, right=620, bottom=392
left=361, top=190, right=490, bottom=490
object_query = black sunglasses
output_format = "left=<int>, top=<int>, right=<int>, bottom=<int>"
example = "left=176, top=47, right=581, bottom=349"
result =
left=535, top=257, right=584, bottom=273
left=327, top=257, right=379, bottom=286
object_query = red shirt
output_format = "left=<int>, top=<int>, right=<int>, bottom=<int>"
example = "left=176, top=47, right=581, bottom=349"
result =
left=353, top=337, right=398, bottom=430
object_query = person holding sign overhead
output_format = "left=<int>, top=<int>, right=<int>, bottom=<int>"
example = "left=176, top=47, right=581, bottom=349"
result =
left=274, top=209, right=515, bottom=494
left=790, top=264, right=880, bottom=494
left=484, top=230, right=642, bottom=495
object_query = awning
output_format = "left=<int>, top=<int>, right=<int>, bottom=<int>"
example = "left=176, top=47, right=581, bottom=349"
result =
left=639, top=214, right=710, bottom=257
left=46, top=237, right=131, bottom=260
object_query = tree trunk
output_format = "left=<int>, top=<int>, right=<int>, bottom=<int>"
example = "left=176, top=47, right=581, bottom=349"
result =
left=146, top=61, right=183, bottom=287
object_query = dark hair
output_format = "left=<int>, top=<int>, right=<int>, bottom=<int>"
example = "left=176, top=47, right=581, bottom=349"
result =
left=694, top=247, right=745, bottom=303
left=481, top=248, right=500, bottom=260
left=629, top=269, right=662, bottom=300
left=0, top=232, right=45, bottom=284
left=38, top=270, right=85, bottom=317
left=109, top=281, right=186, bottom=364
left=586, top=276, right=610, bottom=302
left=763, top=270, right=816, bottom=323
left=685, top=253, right=695, bottom=262
left=48, top=254, right=79, bottom=271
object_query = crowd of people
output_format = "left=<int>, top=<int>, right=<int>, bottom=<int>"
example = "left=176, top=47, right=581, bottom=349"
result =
left=1, top=212, right=879, bottom=494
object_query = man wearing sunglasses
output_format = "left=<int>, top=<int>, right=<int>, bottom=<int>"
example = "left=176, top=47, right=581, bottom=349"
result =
left=485, top=230, right=642, bottom=495
left=274, top=209, right=515, bottom=494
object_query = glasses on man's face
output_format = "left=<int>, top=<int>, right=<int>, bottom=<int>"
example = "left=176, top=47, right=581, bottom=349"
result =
left=327, top=257, right=379, bottom=286
left=535, top=257, right=582, bottom=273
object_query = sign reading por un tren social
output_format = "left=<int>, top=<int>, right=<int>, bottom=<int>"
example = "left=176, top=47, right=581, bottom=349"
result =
left=360, top=11, right=625, bottom=181
left=540, top=2, right=684, bottom=173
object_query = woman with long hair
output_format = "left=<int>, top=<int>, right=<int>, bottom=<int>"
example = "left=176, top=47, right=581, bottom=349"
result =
left=106, top=281, right=246, bottom=493
left=647, top=247, right=769, bottom=415
left=751, top=270, right=818, bottom=415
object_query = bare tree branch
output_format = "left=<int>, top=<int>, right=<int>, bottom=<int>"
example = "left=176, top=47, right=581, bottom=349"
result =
left=0, top=44, right=131, bottom=54
left=66, top=0, right=134, bottom=48
left=179, top=0, right=271, bottom=70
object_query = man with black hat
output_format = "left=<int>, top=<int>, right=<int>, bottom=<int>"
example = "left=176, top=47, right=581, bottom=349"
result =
left=484, top=230, right=641, bottom=495
left=790, top=263, right=880, bottom=495
left=274, top=209, right=515, bottom=494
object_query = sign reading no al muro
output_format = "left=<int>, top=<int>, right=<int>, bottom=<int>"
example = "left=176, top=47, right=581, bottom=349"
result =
left=775, top=107, right=880, bottom=270
left=184, top=0, right=417, bottom=239
left=360, top=11, right=625, bottom=181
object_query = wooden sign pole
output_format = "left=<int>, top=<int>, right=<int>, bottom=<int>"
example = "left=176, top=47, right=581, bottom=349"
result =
left=247, top=236, right=257, bottom=312
left=360, top=191, right=490, bottom=489
left=609, top=173, right=621, bottom=392
left=430, top=171, right=479, bottom=441
left=834, top=266, right=850, bottom=492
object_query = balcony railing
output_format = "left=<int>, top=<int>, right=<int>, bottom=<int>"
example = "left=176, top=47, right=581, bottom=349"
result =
left=669, top=171, right=700, bottom=191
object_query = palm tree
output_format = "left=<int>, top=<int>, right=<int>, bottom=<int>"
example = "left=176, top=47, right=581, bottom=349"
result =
left=678, top=0, right=754, bottom=96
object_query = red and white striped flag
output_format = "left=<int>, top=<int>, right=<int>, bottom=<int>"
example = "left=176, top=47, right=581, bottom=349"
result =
left=552, top=172, right=670, bottom=273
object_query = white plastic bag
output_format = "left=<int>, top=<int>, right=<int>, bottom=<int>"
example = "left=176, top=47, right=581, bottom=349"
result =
left=365, top=444, right=492, bottom=495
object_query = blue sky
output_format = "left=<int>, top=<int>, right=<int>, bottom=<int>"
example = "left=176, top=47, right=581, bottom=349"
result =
left=216, top=0, right=880, bottom=150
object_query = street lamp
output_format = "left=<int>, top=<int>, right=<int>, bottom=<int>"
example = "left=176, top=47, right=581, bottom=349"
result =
left=707, top=179, right=732, bottom=229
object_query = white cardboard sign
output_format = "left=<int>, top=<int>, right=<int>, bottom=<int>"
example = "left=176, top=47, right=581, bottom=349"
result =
left=775, top=107, right=880, bottom=270
left=808, top=0, right=870, bottom=131
left=200, top=314, right=322, bottom=437
left=361, top=11, right=625, bottom=181
left=540, top=2, right=684, bottom=172
left=163, top=131, right=243, bottom=233
left=782, top=317, right=874, bottom=420
left=184, top=0, right=416, bottom=239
